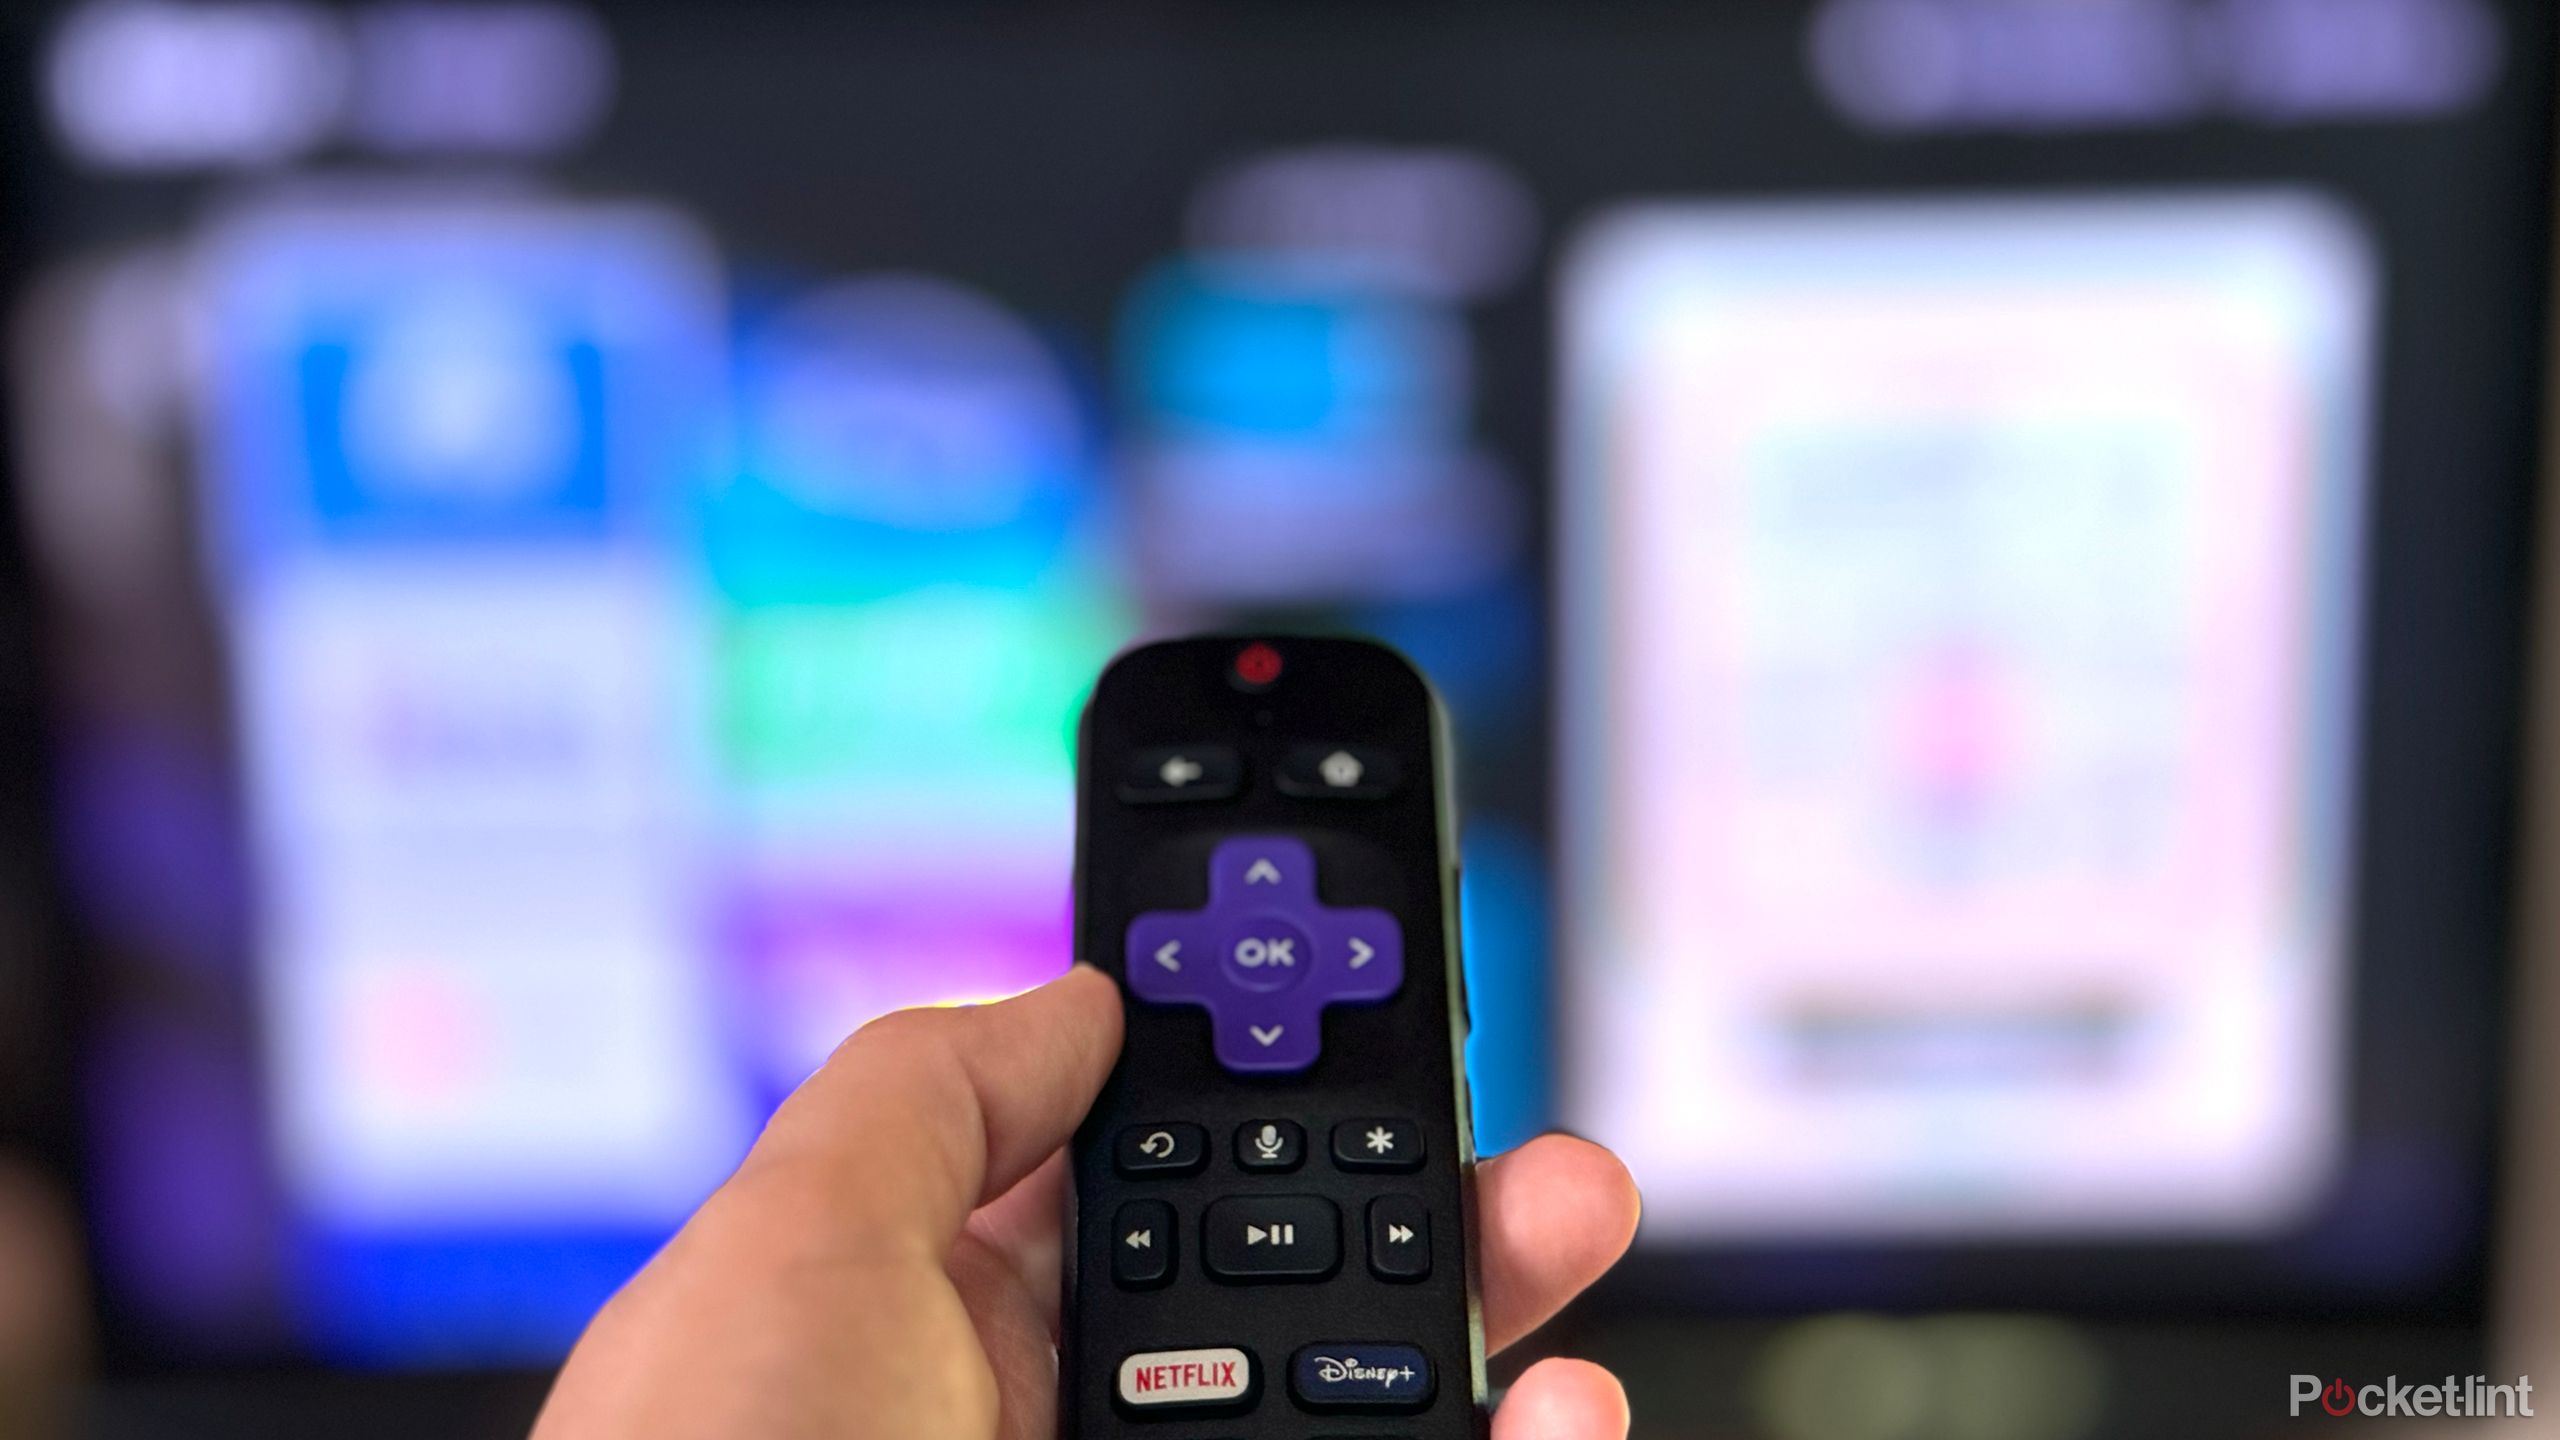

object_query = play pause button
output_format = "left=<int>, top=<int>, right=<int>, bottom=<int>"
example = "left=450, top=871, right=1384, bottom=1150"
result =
left=1202, top=1195, right=1339, bottom=1283
left=1367, top=1196, right=1430, bottom=1281
left=1113, top=1200, right=1173, bottom=1289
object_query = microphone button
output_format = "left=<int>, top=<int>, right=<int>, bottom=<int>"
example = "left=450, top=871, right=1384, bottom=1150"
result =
left=1234, top=1118, right=1306, bottom=1172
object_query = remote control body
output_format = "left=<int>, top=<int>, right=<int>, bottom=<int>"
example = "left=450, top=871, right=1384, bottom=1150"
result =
left=1062, top=636, right=1486, bottom=1438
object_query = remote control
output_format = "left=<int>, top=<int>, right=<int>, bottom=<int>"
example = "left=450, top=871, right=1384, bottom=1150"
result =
left=1061, top=635, right=1485, bottom=1438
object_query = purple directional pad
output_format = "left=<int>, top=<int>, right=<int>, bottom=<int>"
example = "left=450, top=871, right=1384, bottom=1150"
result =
left=1125, top=835, right=1403, bottom=1073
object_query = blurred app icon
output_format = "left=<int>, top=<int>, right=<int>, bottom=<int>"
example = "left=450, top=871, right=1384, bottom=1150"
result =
left=726, top=888, right=1073, bottom=1093
left=1127, top=258, right=1470, bottom=445
left=348, top=2, right=617, bottom=156
left=1120, top=204, right=1520, bottom=603
left=1187, top=145, right=1539, bottom=303
left=305, top=286, right=606, bottom=526
left=710, top=275, right=1092, bottom=603
left=1809, top=0, right=2505, bottom=133
left=1558, top=194, right=2375, bottom=1240
left=44, top=0, right=350, bottom=171
left=715, top=584, right=1117, bottom=790
left=195, top=194, right=721, bottom=569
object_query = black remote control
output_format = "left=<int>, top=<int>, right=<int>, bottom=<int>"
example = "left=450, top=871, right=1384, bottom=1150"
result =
left=1061, top=635, right=1485, bottom=1438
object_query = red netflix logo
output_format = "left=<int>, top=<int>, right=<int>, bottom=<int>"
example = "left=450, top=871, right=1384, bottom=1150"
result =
left=1134, top=1359, right=1237, bottom=1393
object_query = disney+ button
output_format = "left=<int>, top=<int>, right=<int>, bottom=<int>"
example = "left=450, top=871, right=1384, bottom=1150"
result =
left=1289, top=1342, right=1435, bottom=1413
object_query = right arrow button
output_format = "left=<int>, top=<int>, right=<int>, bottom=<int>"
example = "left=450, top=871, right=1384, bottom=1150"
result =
left=1321, top=909, right=1401, bottom=1001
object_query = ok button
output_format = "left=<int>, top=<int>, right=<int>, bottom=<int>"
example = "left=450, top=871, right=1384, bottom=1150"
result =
left=1221, top=916, right=1311, bottom=993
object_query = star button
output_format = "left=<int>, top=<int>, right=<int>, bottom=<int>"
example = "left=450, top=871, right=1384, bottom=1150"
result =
left=1332, top=1118, right=1423, bottom=1172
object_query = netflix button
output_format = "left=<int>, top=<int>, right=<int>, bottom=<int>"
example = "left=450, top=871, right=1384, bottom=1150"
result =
left=1115, top=1346, right=1256, bottom=1411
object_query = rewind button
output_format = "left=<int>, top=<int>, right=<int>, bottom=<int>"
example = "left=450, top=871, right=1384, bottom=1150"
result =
left=1113, top=1200, right=1174, bottom=1289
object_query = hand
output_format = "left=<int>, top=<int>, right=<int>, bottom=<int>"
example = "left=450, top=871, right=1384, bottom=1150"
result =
left=534, top=966, right=1641, bottom=1439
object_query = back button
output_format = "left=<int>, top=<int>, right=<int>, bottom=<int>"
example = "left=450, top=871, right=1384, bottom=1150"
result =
left=1121, top=745, right=1242, bottom=803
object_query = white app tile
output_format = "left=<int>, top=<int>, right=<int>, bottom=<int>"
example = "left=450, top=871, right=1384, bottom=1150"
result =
left=1559, top=195, right=2374, bottom=1239
left=234, top=559, right=746, bottom=1225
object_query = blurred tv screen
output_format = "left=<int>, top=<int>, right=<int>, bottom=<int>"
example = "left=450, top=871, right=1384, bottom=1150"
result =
left=5, top=0, right=2548, bottom=1368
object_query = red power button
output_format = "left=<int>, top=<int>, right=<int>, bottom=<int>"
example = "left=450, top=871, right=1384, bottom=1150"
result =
left=1232, top=642, right=1283, bottom=688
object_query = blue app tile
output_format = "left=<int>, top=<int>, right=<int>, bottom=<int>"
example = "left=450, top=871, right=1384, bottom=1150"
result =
left=195, top=200, right=722, bottom=574
left=296, top=333, right=610, bottom=534
left=1120, top=258, right=1467, bottom=448
left=708, top=275, right=1095, bottom=604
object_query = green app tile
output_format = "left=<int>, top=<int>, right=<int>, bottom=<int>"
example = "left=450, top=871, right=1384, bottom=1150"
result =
left=716, top=585, right=1126, bottom=783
